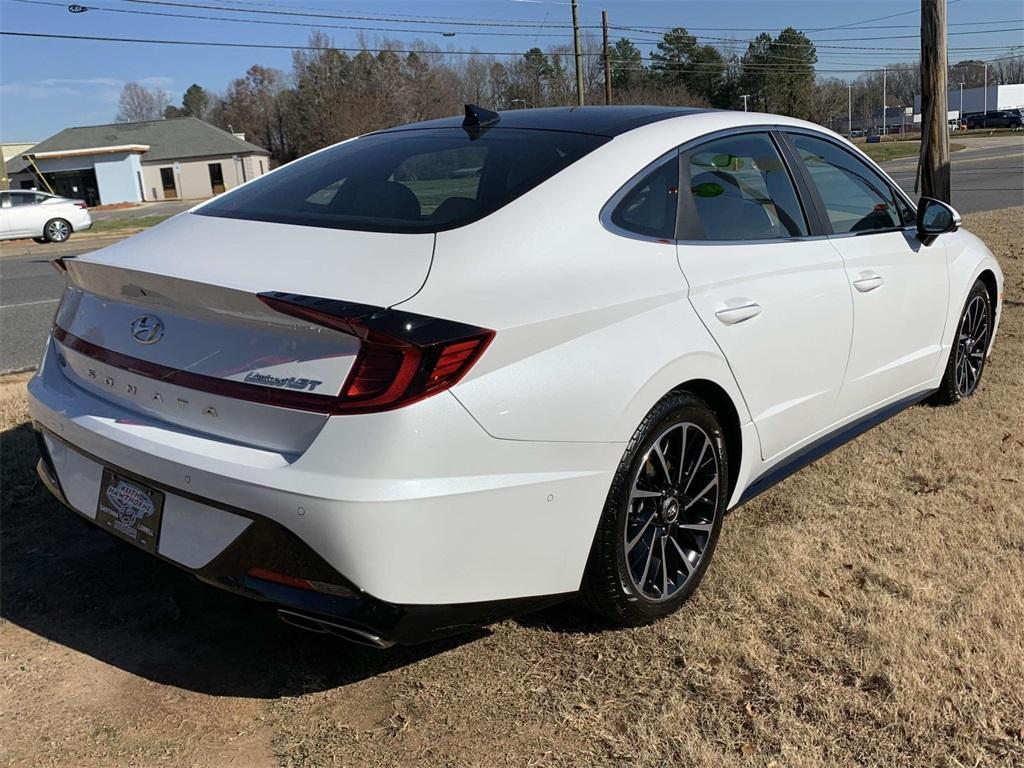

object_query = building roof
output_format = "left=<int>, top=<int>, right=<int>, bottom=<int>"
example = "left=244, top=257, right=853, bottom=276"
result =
left=5, top=117, right=269, bottom=174
left=378, top=106, right=715, bottom=137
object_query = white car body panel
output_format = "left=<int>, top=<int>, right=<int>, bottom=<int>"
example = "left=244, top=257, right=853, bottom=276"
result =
left=30, top=343, right=621, bottom=603
left=77, top=212, right=433, bottom=307
left=678, top=238, right=852, bottom=461
left=828, top=230, right=949, bottom=416
left=24, top=108, right=1005, bottom=640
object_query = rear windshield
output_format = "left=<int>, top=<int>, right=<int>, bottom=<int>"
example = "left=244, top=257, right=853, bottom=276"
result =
left=196, top=127, right=608, bottom=233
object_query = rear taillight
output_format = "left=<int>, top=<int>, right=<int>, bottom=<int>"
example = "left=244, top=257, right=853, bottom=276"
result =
left=258, top=292, right=494, bottom=414
left=75, top=202, right=88, bottom=209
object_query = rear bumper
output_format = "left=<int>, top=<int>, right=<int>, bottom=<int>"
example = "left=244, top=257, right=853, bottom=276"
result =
left=28, top=337, right=621, bottom=634
left=33, top=429, right=569, bottom=645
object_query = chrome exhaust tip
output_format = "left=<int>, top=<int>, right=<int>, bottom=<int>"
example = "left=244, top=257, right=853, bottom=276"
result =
left=276, top=609, right=395, bottom=649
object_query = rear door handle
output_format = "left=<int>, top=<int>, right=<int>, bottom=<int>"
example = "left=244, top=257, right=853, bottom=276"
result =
left=715, top=302, right=762, bottom=325
left=853, top=272, right=884, bottom=292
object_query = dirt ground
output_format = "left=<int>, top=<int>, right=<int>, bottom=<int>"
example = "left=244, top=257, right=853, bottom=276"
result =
left=1, top=208, right=1022, bottom=768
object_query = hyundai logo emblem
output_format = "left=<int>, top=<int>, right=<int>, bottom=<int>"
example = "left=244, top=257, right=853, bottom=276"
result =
left=130, top=314, right=165, bottom=345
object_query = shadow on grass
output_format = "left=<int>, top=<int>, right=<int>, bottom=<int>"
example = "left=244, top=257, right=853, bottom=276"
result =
left=0, top=421, right=481, bottom=699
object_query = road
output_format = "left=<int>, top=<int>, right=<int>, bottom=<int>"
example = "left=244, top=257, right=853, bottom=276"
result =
left=0, top=243, right=93, bottom=373
left=881, top=134, right=1023, bottom=214
left=1, top=135, right=1021, bottom=373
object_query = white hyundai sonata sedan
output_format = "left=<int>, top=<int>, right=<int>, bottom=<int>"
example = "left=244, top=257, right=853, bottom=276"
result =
left=29, top=106, right=1003, bottom=647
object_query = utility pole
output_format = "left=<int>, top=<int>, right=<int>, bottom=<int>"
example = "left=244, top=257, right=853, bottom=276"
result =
left=983, top=62, right=988, bottom=113
left=882, top=66, right=888, bottom=138
left=740, top=94, right=750, bottom=111
left=0, top=147, right=9, bottom=191
left=571, top=0, right=585, bottom=106
left=959, top=81, right=964, bottom=125
left=919, top=0, right=950, bottom=201
left=602, top=10, right=611, bottom=105
left=847, top=83, right=853, bottom=136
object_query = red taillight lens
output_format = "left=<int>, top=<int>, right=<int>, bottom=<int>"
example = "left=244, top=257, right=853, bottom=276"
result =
left=258, top=292, right=494, bottom=414
left=75, top=202, right=88, bottom=209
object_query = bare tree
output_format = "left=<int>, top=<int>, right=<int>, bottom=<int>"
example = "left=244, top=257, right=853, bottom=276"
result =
left=116, top=82, right=170, bottom=122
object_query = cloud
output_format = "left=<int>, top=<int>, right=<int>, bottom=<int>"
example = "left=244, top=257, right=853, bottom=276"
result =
left=38, top=77, right=124, bottom=87
left=0, top=76, right=176, bottom=102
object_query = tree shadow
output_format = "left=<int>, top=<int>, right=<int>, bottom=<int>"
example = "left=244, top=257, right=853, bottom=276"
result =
left=0, top=421, right=481, bottom=699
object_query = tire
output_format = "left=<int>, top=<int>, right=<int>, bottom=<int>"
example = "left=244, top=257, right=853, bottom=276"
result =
left=930, top=279, right=993, bottom=406
left=581, top=392, right=729, bottom=627
left=43, top=218, right=72, bottom=243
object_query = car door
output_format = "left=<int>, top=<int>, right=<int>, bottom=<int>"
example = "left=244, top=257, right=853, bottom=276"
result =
left=0, top=193, right=11, bottom=237
left=783, top=131, right=949, bottom=418
left=4, top=191, right=44, bottom=236
left=676, top=130, right=854, bottom=461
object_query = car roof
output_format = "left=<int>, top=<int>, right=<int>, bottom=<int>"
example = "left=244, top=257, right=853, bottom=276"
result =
left=376, top=105, right=715, bottom=138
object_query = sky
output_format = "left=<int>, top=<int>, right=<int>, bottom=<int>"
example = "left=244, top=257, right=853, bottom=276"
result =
left=1, top=0, right=1022, bottom=140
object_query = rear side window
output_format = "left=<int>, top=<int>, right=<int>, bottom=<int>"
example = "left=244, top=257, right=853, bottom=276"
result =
left=610, top=157, right=679, bottom=240
left=681, top=132, right=807, bottom=241
left=789, top=133, right=903, bottom=234
left=197, top=128, right=608, bottom=234
left=8, top=192, right=37, bottom=207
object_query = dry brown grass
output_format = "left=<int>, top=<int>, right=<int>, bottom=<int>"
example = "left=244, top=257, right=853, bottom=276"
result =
left=2, top=209, right=1022, bottom=768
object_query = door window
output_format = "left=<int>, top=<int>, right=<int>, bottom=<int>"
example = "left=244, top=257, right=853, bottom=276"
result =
left=8, top=192, right=37, bottom=207
left=788, top=133, right=903, bottom=234
left=681, top=133, right=807, bottom=241
left=609, top=157, right=679, bottom=240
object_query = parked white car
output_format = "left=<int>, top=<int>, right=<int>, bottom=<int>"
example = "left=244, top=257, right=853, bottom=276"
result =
left=28, top=107, right=1003, bottom=647
left=0, top=190, right=92, bottom=243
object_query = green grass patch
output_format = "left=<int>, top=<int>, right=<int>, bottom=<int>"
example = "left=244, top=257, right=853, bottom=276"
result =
left=856, top=140, right=965, bottom=163
left=88, top=215, right=171, bottom=233
left=400, top=178, right=479, bottom=213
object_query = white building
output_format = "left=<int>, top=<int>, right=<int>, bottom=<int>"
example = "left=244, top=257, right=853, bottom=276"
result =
left=4, top=117, right=271, bottom=206
left=914, top=83, right=1024, bottom=121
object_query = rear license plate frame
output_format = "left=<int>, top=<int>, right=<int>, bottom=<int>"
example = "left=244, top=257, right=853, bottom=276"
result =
left=95, top=468, right=165, bottom=554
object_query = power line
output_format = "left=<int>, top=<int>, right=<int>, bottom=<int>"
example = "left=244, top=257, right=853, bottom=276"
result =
left=115, top=0, right=592, bottom=28
left=9, top=0, right=999, bottom=62
left=67, top=0, right=1024, bottom=40
left=611, top=25, right=1024, bottom=44
left=805, top=0, right=962, bottom=32
left=3, top=29, right=1018, bottom=68
left=5, top=0, right=584, bottom=38
left=0, top=29, right=548, bottom=53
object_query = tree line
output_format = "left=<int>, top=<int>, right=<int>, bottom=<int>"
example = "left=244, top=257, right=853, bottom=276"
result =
left=114, top=28, right=1024, bottom=162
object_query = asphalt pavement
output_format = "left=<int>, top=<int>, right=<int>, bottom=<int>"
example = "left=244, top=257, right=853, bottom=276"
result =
left=882, top=134, right=1023, bottom=214
left=0, top=240, right=97, bottom=373
left=1, top=135, right=1021, bottom=374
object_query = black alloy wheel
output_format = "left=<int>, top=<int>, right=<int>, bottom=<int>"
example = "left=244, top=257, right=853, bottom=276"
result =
left=582, top=392, right=728, bottom=626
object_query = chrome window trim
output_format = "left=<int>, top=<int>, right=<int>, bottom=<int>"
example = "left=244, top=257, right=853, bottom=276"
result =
left=600, top=122, right=923, bottom=247
left=601, top=123, right=825, bottom=246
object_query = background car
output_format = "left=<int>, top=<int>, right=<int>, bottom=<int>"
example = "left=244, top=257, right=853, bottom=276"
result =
left=963, top=110, right=1024, bottom=130
left=0, top=190, right=92, bottom=243
left=28, top=106, right=1003, bottom=647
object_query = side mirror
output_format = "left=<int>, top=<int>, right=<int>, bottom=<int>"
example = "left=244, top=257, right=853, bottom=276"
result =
left=916, top=197, right=961, bottom=246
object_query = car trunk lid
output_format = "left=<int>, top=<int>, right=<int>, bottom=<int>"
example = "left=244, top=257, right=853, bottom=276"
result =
left=52, top=213, right=435, bottom=454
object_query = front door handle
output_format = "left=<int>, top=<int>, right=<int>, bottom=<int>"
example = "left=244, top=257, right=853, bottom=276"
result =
left=853, top=272, right=884, bottom=292
left=715, top=302, right=762, bottom=325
